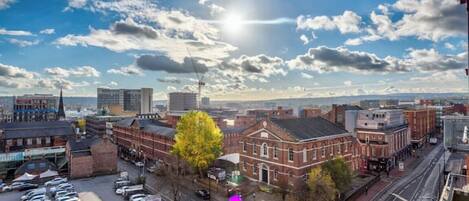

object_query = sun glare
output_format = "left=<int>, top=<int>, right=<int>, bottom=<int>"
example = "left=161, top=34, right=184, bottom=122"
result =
left=223, top=13, right=244, bottom=33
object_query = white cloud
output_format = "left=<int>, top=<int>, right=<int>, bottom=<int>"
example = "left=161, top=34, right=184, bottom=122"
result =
left=0, top=0, right=15, bottom=10
left=39, top=28, right=55, bottom=35
left=297, top=10, right=362, bottom=34
left=44, top=66, right=100, bottom=77
left=444, top=42, right=455, bottom=50
left=344, top=80, right=352, bottom=86
left=300, top=34, right=309, bottom=45
left=109, top=81, right=118, bottom=86
left=107, top=66, right=143, bottom=76
left=64, top=0, right=87, bottom=11
left=410, top=70, right=462, bottom=82
left=166, top=86, right=177, bottom=91
left=8, top=38, right=39, bottom=47
left=300, top=72, right=314, bottom=79
left=344, top=38, right=362, bottom=46
left=208, top=4, right=225, bottom=16
left=0, top=28, right=32, bottom=36
left=0, top=63, right=35, bottom=79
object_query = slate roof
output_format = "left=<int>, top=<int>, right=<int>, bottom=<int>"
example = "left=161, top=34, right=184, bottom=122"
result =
left=115, top=118, right=175, bottom=138
left=270, top=117, right=348, bottom=141
left=221, top=127, right=245, bottom=135
left=0, top=121, right=74, bottom=139
left=68, top=137, right=101, bottom=152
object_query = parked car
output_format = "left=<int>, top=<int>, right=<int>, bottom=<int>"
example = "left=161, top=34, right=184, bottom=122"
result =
left=55, top=196, right=72, bottom=201
left=3, top=182, right=29, bottom=191
left=207, top=167, right=226, bottom=181
left=17, top=183, right=39, bottom=191
left=45, top=177, right=67, bottom=186
left=51, top=183, right=73, bottom=194
left=129, top=194, right=146, bottom=201
left=114, top=180, right=131, bottom=189
left=195, top=189, right=210, bottom=200
left=116, top=186, right=130, bottom=195
left=21, top=188, right=46, bottom=200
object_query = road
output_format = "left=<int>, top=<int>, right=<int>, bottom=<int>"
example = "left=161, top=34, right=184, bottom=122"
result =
left=375, top=144, right=445, bottom=201
left=118, top=159, right=225, bottom=201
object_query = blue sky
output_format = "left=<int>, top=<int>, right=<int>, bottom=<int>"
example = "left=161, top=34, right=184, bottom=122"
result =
left=0, top=0, right=467, bottom=100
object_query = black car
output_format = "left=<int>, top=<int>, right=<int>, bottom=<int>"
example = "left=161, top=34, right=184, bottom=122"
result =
left=17, top=183, right=39, bottom=191
left=195, top=189, right=210, bottom=200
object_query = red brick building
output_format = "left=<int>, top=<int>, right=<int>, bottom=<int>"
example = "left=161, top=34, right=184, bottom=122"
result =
left=165, top=112, right=227, bottom=129
left=404, top=108, right=436, bottom=147
left=299, top=107, right=322, bottom=118
left=113, top=118, right=242, bottom=165
left=234, top=107, right=295, bottom=128
left=239, top=117, right=360, bottom=187
left=355, top=110, right=411, bottom=172
left=66, top=137, right=118, bottom=178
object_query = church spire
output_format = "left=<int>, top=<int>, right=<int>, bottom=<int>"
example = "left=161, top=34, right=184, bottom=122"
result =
left=58, top=88, right=66, bottom=120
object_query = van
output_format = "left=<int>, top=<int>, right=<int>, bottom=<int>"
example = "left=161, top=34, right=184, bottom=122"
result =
left=114, top=180, right=131, bottom=189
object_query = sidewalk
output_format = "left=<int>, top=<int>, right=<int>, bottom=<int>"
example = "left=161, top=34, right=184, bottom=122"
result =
left=354, top=144, right=438, bottom=201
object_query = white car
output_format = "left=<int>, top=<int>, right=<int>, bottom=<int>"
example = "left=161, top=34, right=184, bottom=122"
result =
left=51, top=183, right=73, bottom=193
left=45, top=177, right=67, bottom=186
left=129, top=194, right=146, bottom=201
left=2, top=182, right=25, bottom=191
left=115, top=186, right=129, bottom=195
left=55, top=196, right=72, bottom=201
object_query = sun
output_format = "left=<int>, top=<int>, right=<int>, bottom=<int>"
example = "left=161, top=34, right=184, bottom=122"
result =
left=223, top=13, right=244, bottom=33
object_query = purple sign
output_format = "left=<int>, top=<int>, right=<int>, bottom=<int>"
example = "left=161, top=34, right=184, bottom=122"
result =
left=228, top=195, right=242, bottom=201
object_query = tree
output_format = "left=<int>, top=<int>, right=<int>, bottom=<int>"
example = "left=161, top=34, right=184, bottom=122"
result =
left=171, top=111, right=223, bottom=177
left=307, top=167, right=337, bottom=201
left=77, top=118, right=86, bottom=132
left=321, top=157, right=352, bottom=193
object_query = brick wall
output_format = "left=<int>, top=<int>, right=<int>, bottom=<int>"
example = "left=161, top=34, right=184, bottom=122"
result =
left=70, top=155, right=94, bottom=178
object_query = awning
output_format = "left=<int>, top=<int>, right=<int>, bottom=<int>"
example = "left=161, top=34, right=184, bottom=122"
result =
left=39, top=169, right=58, bottom=178
left=217, top=153, right=239, bottom=164
left=13, top=172, right=37, bottom=182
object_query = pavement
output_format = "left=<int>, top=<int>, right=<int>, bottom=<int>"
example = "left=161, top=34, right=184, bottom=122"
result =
left=355, top=143, right=443, bottom=201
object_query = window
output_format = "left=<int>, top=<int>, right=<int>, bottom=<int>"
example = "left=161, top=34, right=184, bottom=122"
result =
left=261, top=143, right=268, bottom=157
left=243, top=162, right=246, bottom=170
left=288, top=148, right=294, bottom=162
left=17, top=139, right=23, bottom=146
left=345, top=142, right=348, bottom=153
left=45, top=137, right=51, bottom=144
left=274, top=169, right=278, bottom=180
left=253, top=143, right=257, bottom=155
left=330, top=146, right=333, bottom=156
left=336, top=144, right=341, bottom=154
left=27, top=138, right=32, bottom=145
left=303, top=148, right=307, bottom=162
left=242, top=142, right=246, bottom=152
left=321, top=147, right=325, bottom=158
left=6, top=139, right=12, bottom=146
left=273, top=146, right=278, bottom=159
left=312, top=149, right=317, bottom=160
left=36, top=137, right=42, bottom=145
left=366, top=135, right=370, bottom=144
left=253, top=164, right=258, bottom=175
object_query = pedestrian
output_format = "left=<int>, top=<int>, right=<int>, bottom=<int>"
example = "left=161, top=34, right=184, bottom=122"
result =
left=365, top=185, right=368, bottom=195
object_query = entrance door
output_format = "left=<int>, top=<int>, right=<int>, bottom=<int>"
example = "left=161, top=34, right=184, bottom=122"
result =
left=261, top=168, right=268, bottom=183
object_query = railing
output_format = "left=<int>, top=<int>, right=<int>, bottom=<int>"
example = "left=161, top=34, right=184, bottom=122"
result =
left=440, top=173, right=469, bottom=201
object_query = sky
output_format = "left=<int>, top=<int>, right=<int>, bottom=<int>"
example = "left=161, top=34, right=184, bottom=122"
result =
left=0, top=0, right=467, bottom=100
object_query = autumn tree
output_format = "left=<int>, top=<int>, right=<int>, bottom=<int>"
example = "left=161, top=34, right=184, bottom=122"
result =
left=171, top=111, right=223, bottom=177
left=321, top=157, right=352, bottom=193
left=307, top=167, right=337, bottom=201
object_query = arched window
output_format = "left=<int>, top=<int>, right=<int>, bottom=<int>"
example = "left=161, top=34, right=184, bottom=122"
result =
left=261, top=143, right=268, bottom=157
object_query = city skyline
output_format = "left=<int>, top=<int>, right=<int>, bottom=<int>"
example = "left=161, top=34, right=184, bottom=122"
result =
left=0, top=0, right=467, bottom=101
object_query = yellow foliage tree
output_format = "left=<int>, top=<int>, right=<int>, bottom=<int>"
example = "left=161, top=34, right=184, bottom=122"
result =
left=77, top=119, right=86, bottom=132
left=307, top=166, right=338, bottom=201
left=171, top=111, right=223, bottom=176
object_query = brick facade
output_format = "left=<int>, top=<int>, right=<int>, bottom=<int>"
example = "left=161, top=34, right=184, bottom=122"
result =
left=239, top=119, right=360, bottom=187
left=404, top=108, right=436, bottom=147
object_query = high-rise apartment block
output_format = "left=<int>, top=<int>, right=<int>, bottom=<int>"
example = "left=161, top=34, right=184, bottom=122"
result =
left=97, top=88, right=153, bottom=115
left=167, top=92, right=198, bottom=111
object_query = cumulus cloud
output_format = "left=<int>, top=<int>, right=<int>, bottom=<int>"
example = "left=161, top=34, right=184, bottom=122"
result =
left=0, top=63, right=35, bottom=79
left=0, top=0, right=15, bottom=10
left=37, top=78, right=90, bottom=90
left=39, top=28, right=55, bottom=35
left=107, top=66, right=143, bottom=76
left=287, top=46, right=408, bottom=73
left=301, top=72, right=314, bottom=79
left=444, top=42, right=455, bottom=50
left=0, top=28, right=32, bottom=36
left=300, top=34, right=309, bottom=45
left=222, top=54, right=286, bottom=76
left=44, top=66, right=100, bottom=77
left=111, top=18, right=159, bottom=39
left=297, top=10, right=362, bottom=34
left=344, top=80, right=352, bottom=86
left=157, top=77, right=181, bottom=84
left=403, top=48, right=467, bottom=72
left=136, top=55, right=210, bottom=74
left=64, top=0, right=87, bottom=11
left=8, top=38, right=39, bottom=47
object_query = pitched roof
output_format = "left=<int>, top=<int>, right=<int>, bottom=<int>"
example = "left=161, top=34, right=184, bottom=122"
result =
left=221, top=127, right=245, bottom=135
left=270, top=117, right=348, bottom=141
left=115, top=118, right=175, bottom=138
left=0, top=121, right=75, bottom=139
left=68, top=137, right=101, bottom=152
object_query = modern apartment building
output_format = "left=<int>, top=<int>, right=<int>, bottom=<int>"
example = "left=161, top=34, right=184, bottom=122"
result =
left=322, top=104, right=362, bottom=129
left=355, top=109, right=411, bottom=172
left=443, top=116, right=469, bottom=152
left=167, top=92, right=198, bottom=111
left=404, top=108, right=436, bottom=147
left=13, top=94, right=58, bottom=122
left=97, top=88, right=153, bottom=115
left=239, top=117, right=360, bottom=187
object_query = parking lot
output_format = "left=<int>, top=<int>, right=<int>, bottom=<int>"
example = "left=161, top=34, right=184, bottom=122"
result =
left=0, top=174, right=125, bottom=201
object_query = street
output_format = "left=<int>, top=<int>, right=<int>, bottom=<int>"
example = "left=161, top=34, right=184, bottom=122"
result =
left=375, top=143, right=446, bottom=201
